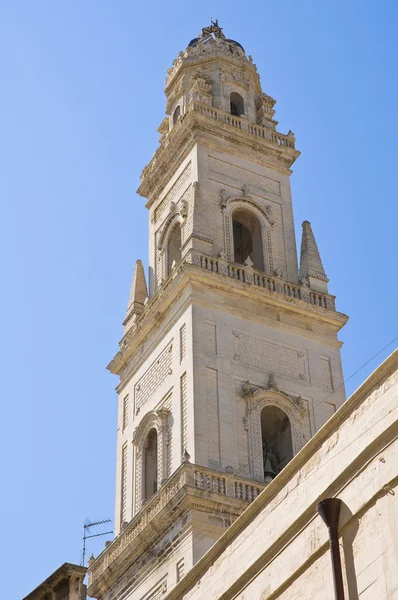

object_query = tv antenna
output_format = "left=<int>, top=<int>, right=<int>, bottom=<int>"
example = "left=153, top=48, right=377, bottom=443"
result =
left=81, top=518, right=113, bottom=566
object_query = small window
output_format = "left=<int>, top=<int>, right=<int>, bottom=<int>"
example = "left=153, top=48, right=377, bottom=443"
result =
left=173, top=105, right=181, bottom=125
left=230, top=92, right=244, bottom=117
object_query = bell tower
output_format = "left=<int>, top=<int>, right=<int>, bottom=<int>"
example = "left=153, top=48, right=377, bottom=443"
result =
left=88, top=21, right=348, bottom=600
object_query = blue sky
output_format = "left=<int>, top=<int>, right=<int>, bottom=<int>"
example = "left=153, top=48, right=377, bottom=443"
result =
left=1, top=2, right=397, bottom=598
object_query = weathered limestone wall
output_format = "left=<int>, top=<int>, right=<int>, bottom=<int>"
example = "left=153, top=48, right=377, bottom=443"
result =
left=191, top=289, right=345, bottom=475
left=164, top=350, right=398, bottom=600
left=114, top=303, right=194, bottom=535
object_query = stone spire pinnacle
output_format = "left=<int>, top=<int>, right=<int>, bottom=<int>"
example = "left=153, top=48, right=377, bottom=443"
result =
left=299, top=221, right=329, bottom=293
left=125, top=259, right=148, bottom=321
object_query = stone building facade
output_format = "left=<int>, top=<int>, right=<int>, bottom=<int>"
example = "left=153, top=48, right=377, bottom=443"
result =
left=162, top=350, right=398, bottom=600
left=87, top=21, right=349, bottom=600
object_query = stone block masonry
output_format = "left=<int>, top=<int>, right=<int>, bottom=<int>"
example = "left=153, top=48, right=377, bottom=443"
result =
left=134, top=342, right=173, bottom=414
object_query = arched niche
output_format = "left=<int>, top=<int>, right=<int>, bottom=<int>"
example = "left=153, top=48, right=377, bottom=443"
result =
left=132, top=409, right=170, bottom=513
left=157, top=213, right=185, bottom=284
left=261, top=405, right=293, bottom=481
left=222, top=197, right=273, bottom=272
left=244, top=389, right=304, bottom=482
left=232, top=207, right=264, bottom=271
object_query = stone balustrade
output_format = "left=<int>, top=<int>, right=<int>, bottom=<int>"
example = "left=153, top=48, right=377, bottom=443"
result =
left=88, top=463, right=264, bottom=588
left=192, top=101, right=295, bottom=148
left=189, top=251, right=336, bottom=310
left=141, top=101, right=295, bottom=184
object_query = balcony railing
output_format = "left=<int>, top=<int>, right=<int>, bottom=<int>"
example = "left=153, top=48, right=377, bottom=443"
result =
left=189, top=251, right=336, bottom=311
left=191, top=102, right=296, bottom=148
left=141, top=101, right=296, bottom=185
left=88, top=463, right=264, bottom=588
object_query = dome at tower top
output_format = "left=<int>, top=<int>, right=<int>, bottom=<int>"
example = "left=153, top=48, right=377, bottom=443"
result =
left=188, top=20, right=245, bottom=52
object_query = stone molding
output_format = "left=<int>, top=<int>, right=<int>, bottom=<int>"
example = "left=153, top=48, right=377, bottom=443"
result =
left=157, top=209, right=186, bottom=250
left=242, top=387, right=306, bottom=480
left=220, top=191, right=275, bottom=227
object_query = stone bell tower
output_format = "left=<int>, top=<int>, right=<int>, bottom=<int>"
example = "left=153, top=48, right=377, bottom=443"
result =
left=87, top=21, right=348, bottom=600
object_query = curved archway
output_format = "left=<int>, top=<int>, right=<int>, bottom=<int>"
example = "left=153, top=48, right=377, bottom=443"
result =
left=230, top=92, right=244, bottom=117
left=144, top=428, right=158, bottom=501
left=173, top=105, right=181, bottom=125
left=232, top=207, right=264, bottom=271
left=167, top=222, right=182, bottom=275
left=260, top=405, right=293, bottom=481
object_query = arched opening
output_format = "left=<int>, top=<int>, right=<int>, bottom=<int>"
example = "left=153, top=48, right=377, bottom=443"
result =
left=173, top=105, right=181, bottom=125
left=260, top=406, right=293, bottom=482
left=144, top=428, right=158, bottom=501
left=167, top=222, right=182, bottom=275
left=232, top=208, right=264, bottom=271
left=230, top=92, right=244, bottom=117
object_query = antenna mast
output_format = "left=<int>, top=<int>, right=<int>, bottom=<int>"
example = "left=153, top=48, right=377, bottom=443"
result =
left=81, top=518, right=113, bottom=566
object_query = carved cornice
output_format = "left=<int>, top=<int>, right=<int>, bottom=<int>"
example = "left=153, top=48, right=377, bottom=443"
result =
left=242, top=378, right=305, bottom=414
left=132, top=408, right=170, bottom=445
left=220, top=189, right=275, bottom=228
left=108, top=256, right=346, bottom=379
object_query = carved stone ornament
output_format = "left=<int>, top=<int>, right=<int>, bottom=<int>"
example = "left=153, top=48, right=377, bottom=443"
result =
left=249, top=386, right=305, bottom=415
left=182, top=448, right=191, bottom=462
left=157, top=117, right=169, bottom=136
left=267, top=372, right=277, bottom=390
left=242, top=183, right=249, bottom=197
left=265, top=205, right=275, bottom=226
left=242, top=380, right=254, bottom=397
left=180, top=199, right=188, bottom=218
left=220, top=188, right=228, bottom=207
left=273, top=266, right=284, bottom=278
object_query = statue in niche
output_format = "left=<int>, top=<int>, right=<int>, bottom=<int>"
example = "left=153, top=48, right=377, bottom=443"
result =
left=262, top=438, right=278, bottom=482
